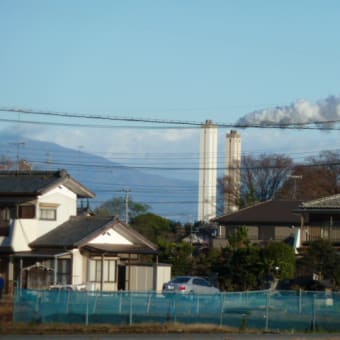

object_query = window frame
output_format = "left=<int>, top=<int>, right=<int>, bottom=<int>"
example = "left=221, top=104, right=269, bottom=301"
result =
left=88, top=258, right=117, bottom=283
left=39, top=207, right=57, bottom=221
left=18, top=205, right=36, bottom=219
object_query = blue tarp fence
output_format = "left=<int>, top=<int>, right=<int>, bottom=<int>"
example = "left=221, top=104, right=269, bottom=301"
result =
left=13, top=289, right=340, bottom=331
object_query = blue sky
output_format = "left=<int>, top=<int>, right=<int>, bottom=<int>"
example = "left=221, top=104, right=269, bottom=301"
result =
left=1, top=1, right=340, bottom=177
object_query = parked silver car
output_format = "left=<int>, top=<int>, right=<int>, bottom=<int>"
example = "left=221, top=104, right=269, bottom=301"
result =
left=162, top=276, right=219, bottom=295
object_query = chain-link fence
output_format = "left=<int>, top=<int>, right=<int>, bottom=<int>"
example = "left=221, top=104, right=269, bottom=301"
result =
left=13, top=289, right=340, bottom=331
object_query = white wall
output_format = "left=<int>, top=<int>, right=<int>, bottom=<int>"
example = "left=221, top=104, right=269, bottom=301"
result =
left=155, top=265, right=171, bottom=292
left=11, top=185, right=77, bottom=252
left=71, top=249, right=84, bottom=285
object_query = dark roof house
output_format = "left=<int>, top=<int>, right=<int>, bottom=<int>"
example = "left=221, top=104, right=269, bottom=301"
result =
left=212, top=200, right=302, bottom=247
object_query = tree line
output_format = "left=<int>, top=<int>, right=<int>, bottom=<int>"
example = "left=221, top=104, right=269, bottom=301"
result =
left=223, top=150, right=340, bottom=211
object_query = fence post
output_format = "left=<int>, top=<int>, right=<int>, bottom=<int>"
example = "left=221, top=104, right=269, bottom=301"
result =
left=173, top=296, right=177, bottom=323
left=129, top=292, right=133, bottom=325
left=196, top=295, right=200, bottom=315
left=265, top=291, right=270, bottom=331
left=298, top=289, right=302, bottom=314
left=219, top=293, right=224, bottom=327
left=34, top=292, right=42, bottom=323
left=311, top=293, right=316, bottom=332
left=147, top=292, right=151, bottom=314
left=119, top=291, right=122, bottom=313
left=85, top=292, right=89, bottom=326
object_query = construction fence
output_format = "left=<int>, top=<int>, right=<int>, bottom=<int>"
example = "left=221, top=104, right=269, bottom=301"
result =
left=13, top=289, right=340, bottom=332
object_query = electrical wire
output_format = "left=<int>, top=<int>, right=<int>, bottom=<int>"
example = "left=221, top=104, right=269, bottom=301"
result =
left=2, top=106, right=340, bottom=130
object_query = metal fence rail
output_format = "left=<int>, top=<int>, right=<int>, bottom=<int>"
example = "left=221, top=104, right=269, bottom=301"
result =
left=13, top=289, right=340, bottom=331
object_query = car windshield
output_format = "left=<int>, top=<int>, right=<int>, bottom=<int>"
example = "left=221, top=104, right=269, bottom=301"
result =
left=172, top=277, right=190, bottom=284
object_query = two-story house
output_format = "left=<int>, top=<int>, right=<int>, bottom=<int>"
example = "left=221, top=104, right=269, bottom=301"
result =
left=0, top=170, right=167, bottom=294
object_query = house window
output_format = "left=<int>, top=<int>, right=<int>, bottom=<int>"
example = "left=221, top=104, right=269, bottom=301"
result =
left=40, top=208, right=57, bottom=221
left=88, top=258, right=116, bottom=283
left=57, top=259, right=71, bottom=285
left=0, top=207, right=10, bottom=221
left=18, top=205, right=35, bottom=219
left=259, top=226, right=275, bottom=241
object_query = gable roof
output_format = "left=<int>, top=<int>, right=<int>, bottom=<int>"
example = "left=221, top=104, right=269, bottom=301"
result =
left=30, top=216, right=158, bottom=255
left=213, top=200, right=302, bottom=226
left=0, top=169, right=95, bottom=198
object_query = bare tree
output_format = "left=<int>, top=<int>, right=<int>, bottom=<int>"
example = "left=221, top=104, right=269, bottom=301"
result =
left=0, top=156, right=13, bottom=170
left=278, top=150, right=340, bottom=200
left=219, top=154, right=293, bottom=210
left=239, top=154, right=293, bottom=206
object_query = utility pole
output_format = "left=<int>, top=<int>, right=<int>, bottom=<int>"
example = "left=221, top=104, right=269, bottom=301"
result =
left=9, top=142, right=25, bottom=171
left=122, top=188, right=131, bottom=224
left=46, top=152, right=52, bottom=170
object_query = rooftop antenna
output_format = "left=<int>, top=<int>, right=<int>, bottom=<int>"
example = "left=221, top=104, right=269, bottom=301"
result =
left=9, top=142, right=25, bottom=171
left=289, top=175, right=302, bottom=199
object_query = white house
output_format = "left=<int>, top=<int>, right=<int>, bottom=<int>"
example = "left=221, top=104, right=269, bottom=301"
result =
left=0, top=170, right=170, bottom=294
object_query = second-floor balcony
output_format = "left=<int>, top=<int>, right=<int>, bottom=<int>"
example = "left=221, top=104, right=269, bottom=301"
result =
left=302, top=225, right=340, bottom=243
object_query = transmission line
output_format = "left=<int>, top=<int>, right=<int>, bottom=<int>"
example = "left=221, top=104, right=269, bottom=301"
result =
left=2, top=106, right=340, bottom=130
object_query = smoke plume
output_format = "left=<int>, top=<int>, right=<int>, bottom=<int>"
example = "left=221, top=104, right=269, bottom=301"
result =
left=236, top=95, right=340, bottom=128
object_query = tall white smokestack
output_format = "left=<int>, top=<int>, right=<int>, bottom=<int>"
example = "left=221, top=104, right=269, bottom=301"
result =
left=224, top=130, right=241, bottom=214
left=198, top=120, right=217, bottom=222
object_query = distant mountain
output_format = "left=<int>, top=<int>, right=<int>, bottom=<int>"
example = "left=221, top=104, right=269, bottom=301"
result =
left=0, top=132, right=198, bottom=222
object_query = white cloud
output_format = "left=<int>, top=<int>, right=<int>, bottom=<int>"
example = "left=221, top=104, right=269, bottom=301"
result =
left=14, top=123, right=200, bottom=160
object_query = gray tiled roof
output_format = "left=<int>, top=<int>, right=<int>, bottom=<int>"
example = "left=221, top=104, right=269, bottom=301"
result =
left=300, top=194, right=340, bottom=209
left=0, top=169, right=95, bottom=198
left=213, top=200, right=302, bottom=226
left=30, top=216, right=158, bottom=255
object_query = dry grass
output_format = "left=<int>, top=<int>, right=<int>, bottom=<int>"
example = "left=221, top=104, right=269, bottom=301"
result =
left=0, top=322, right=244, bottom=335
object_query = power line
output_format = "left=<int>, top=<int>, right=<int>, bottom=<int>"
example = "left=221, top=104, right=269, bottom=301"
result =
left=3, top=137, right=340, bottom=169
left=2, top=106, right=340, bottom=130
left=0, top=107, right=203, bottom=126
left=29, top=157, right=340, bottom=172
left=0, top=117, right=197, bottom=129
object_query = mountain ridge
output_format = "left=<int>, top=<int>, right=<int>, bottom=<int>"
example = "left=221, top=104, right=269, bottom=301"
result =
left=0, top=132, right=198, bottom=222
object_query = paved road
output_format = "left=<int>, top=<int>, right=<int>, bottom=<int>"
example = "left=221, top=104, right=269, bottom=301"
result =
left=1, top=334, right=340, bottom=340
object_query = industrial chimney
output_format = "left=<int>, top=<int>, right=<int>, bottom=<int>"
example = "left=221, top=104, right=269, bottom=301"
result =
left=224, top=130, right=241, bottom=214
left=198, top=120, right=218, bottom=222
